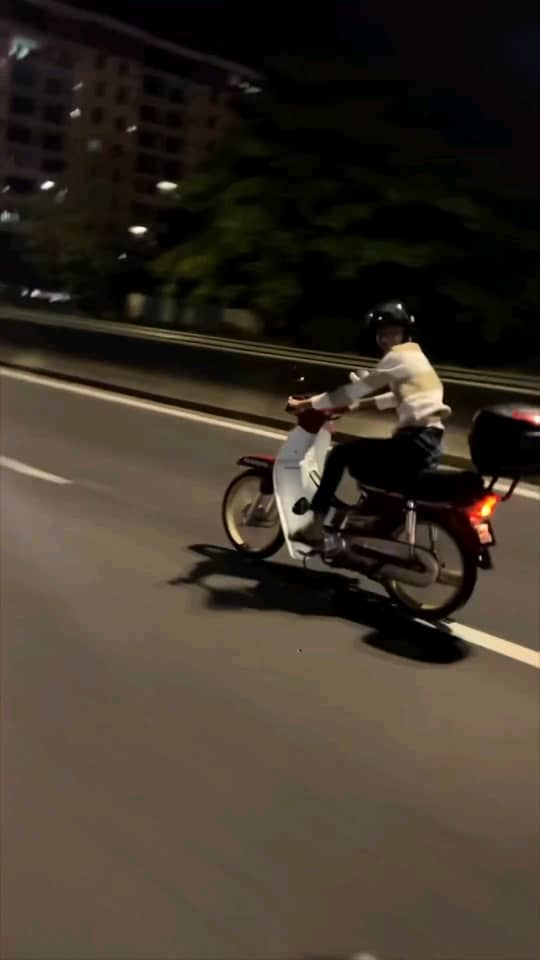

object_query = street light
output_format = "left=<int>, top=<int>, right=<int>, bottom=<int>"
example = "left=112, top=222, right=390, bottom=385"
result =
left=128, top=225, right=147, bottom=237
left=156, top=180, right=177, bottom=193
left=40, top=180, right=56, bottom=191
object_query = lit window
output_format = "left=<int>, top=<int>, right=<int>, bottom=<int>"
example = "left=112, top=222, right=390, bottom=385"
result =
left=229, top=75, right=261, bottom=95
left=156, top=180, right=177, bottom=193
left=1, top=209, right=21, bottom=223
left=87, top=139, right=102, bottom=152
left=9, top=36, right=40, bottom=61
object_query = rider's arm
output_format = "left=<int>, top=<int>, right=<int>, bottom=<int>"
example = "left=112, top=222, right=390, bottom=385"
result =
left=373, top=391, right=397, bottom=410
left=311, top=358, right=395, bottom=411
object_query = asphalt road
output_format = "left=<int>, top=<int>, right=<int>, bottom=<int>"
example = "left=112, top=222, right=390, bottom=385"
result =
left=1, top=368, right=539, bottom=960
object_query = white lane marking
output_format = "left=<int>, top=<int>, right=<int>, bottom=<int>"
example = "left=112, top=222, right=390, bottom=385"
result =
left=0, top=366, right=285, bottom=442
left=494, top=481, right=540, bottom=502
left=0, top=455, right=71, bottom=485
left=449, top=622, right=540, bottom=669
left=2, top=365, right=539, bottom=501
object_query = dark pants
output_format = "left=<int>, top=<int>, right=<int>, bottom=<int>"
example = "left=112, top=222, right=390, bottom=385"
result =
left=311, top=427, right=444, bottom=514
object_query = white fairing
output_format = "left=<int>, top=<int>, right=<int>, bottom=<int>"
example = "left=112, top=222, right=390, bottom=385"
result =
left=273, top=424, right=332, bottom=559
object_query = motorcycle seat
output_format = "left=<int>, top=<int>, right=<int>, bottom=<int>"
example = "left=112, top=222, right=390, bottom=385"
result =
left=399, top=468, right=485, bottom=504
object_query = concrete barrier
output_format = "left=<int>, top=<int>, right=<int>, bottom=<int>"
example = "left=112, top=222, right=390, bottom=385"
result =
left=1, top=307, right=539, bottom=471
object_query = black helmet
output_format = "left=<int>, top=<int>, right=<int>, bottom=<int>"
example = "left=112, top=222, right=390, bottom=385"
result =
left=365, top=300, right=415, bottom=334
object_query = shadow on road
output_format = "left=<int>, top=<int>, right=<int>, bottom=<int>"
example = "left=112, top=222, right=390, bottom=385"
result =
left=169, top=544, right=469, bottom=665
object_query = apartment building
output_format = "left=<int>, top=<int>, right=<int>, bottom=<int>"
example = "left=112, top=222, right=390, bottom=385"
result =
left=0, top=0, right=261, bottom=233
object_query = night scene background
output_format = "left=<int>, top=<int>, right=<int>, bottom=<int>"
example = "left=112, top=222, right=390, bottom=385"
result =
left=1, top=0, right=539, bottom=366
left=2, top=9, right=540, bottom=960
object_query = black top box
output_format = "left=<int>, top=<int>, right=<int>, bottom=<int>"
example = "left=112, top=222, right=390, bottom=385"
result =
left=469, top=403, right=540, bottom=477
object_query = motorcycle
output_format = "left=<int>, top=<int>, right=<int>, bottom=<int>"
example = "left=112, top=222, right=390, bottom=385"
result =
left=222, top=392, right=540, bottom=620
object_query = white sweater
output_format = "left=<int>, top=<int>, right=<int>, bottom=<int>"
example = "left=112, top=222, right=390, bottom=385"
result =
left=311, top=342, right=452, bottom=431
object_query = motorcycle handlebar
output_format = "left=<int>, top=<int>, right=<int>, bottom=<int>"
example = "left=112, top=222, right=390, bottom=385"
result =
left=285, top=396, right=349, bottom=419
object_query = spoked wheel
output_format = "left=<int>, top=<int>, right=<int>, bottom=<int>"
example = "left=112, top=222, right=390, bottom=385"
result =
left=384, top=515, right=477, bottom=619
left=222, top=470, right=284, bottom=559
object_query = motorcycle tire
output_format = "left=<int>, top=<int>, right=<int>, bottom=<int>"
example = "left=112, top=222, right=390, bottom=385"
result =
left=383, top=511, right=478, bottom=620
left=222, top=469, right=285, bottom=560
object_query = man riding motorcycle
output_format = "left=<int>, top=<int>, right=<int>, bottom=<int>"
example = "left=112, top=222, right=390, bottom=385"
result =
left=288, top=300, right=452, bottom=546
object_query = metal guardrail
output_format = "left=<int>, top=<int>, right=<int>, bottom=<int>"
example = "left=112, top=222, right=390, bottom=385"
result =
left=1, top=305, right=539, bottom=395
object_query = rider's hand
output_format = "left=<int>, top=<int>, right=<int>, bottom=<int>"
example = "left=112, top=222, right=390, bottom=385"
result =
left=287, top=396, right=312, bottom=413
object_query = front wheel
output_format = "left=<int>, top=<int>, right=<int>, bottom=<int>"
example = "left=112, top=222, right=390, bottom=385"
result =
left=384, top=513, right=478, bottom=620
left=222, top=470, right=284, bottom=559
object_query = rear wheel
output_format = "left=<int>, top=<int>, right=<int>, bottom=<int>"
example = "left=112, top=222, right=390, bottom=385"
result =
left=222, top=470, right=284, bottom=559
left=384, top=514, right=478, bottom=619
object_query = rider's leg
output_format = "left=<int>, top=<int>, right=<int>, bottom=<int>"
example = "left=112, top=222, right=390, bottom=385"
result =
left=293, top=429, right=445, bottom=544
left=292, top=439, right=379, bottom=544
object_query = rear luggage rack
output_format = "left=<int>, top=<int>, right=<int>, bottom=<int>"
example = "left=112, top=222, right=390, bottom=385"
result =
left=485, top=476, right=521, bottom=501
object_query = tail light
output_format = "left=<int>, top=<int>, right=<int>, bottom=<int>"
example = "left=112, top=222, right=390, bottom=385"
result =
left=467, top=494, right=499, bottom=545
left=468, top=494, right=499, bottom=521
left=511, top=409, right=540, bottom=426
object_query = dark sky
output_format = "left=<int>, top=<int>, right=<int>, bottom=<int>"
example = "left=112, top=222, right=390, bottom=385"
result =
left=71, top=1, right=539, bottom=80
left=67, top=1, right=539, bottom=174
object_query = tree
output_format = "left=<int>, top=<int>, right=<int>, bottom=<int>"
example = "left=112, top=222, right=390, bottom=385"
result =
left=20, top=147, right=143, bottom=313
left=155, top=57, right=540, bottom=365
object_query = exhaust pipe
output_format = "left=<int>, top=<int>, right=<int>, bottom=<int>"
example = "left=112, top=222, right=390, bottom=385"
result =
left=375, top=554, right=439, bottom=587
left=326, top=534, right=440, bottom=587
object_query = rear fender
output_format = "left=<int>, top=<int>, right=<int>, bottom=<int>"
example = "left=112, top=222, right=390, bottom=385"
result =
left=237, top=456, right=275, bottom=496
left=417, top=504, right=488, bottom=561
left=237, top=454, right=275, bottom=469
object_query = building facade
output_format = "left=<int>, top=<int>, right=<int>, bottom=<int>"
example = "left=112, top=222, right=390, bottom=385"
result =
left=0, top=0, right=261, bottom=234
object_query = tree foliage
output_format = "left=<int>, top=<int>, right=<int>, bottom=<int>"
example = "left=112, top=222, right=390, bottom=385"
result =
left=154, top=57, right=540, bottom=364
left=21, top=158, right=133, bottom=311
